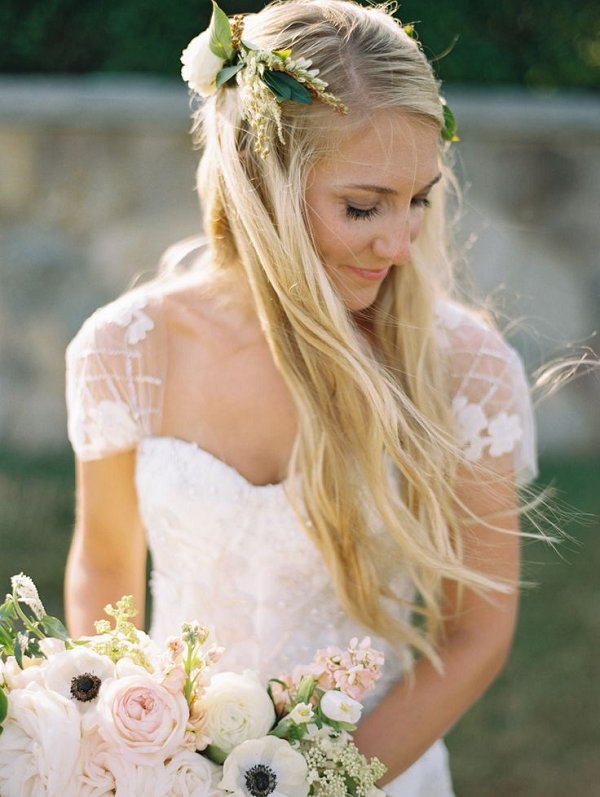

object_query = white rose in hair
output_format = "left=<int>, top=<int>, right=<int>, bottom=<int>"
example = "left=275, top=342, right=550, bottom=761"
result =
left=203, top=670, right=276, bottom=754
left=0, top=682, right=82, bottom=797
left=320, top=690, right=363, bottom=725
left=181, top=30, right=225, bottom=96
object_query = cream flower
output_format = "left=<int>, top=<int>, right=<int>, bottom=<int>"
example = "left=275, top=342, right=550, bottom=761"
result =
left=181, top=29, right=226, bottom=96
left=220, top=736, right=308, bottom=797
left=2, top=656, right=45, bottom=690
left=166, top=749, right=224, bottom=797
left=39, top=637, right=67, bottom=657
left=79, top=731, right=173, bottom=797
left=320, top=690, right=362, bottom=725
left=96, top=672, right=189, bottom=765
left=78, top=732, right=117, bottom=797
left=0, top=682, right=82, bottom=797
left=203, top=670, right=275, bottom=754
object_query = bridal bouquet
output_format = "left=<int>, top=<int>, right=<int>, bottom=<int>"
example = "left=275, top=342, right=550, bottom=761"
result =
left=0, top=574, right=387, bottom=797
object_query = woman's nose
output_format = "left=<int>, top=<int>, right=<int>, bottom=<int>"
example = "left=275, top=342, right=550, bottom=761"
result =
left=371, top=219, right=412, bottom=265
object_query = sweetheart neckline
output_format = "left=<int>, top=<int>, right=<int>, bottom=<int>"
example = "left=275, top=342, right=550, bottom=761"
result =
left=138, top=435, right=288, bottom=491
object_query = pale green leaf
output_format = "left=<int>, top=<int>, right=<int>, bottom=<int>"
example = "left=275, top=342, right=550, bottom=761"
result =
left=41, top=615, right=69, bottom=641
left=209, top=1, right=234, bottom=61
left=205, top=744, right=228, bottom=764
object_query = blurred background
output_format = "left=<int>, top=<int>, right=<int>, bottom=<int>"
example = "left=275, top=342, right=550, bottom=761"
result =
left=0, top=1, right=598, bottom=794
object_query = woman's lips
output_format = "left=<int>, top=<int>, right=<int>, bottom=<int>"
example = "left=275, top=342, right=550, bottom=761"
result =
left=344, top=265, right=391, bottom=281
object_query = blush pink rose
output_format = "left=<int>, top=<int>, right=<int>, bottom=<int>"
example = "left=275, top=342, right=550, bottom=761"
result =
left=97, top=673, right=189, bottom=765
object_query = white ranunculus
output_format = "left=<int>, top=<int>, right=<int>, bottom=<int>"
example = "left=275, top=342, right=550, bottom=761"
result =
left=0, top=682, right=82, bottom=797
left=320, top=690, right=363, bottom=725
left=203, top=670, right=276, bottom=754
left=220, top=736, right=309, bottom=797
left=166, top=749, right=224, bottom=797
left=181, top=29, right=226, bottom=96
left=44, top=647, right=115, bottom=713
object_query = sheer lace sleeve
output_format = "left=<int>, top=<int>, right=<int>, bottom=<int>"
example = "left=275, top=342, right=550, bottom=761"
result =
left=436, top=301, right=538, bottom=486
left=65, top=290, right=165, bottom=460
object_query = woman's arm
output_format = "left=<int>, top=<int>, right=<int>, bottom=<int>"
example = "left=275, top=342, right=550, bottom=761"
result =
left=353, top=453, right=520, bottom=780
left=65, top=450, right=147, bottom=637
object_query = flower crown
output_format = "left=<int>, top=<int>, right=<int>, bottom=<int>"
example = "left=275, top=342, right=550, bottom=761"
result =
left=180, top=1, right=458, bottom=157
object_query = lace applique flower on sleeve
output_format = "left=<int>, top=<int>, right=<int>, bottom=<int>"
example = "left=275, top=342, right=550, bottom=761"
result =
left=436, top=300, right=537, bottom=484
left=66, top=291, right=164, bottom=460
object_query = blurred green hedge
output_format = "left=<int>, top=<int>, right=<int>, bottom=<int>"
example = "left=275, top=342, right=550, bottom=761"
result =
left=2, top=0, right=599, bottom=88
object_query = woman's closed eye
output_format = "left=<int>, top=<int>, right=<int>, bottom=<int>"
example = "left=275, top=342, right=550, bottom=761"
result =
left=346, top=196, right=431, bottom=221
left=345, top=204, right=380, bottom=221
left=411, top=195, right=431, bottom=209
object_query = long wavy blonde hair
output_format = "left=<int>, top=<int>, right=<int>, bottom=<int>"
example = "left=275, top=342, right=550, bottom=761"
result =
left=185, top=0, right=513, bottom=665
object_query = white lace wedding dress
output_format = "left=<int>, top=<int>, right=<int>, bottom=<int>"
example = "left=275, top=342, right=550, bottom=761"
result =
left=66, top=277, right=537, bottom=797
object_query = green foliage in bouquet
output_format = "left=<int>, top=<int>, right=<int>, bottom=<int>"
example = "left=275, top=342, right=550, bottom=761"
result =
left=0, top=573, right=69, bottom=731
left=0, top=574, right=69, bottom=663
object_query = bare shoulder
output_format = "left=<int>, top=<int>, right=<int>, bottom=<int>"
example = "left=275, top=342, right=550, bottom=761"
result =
left=152, top=268, right=261, bottom=355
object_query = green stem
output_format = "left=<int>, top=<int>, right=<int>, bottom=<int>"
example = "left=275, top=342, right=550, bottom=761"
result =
left=12, top=597, right=45, bottom=641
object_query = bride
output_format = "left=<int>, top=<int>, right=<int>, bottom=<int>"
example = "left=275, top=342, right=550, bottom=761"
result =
left=64, top=1, right=537, bottom=794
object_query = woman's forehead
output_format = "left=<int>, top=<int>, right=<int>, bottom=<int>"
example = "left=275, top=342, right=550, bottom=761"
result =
left=310, top=109, right=440, bottom=187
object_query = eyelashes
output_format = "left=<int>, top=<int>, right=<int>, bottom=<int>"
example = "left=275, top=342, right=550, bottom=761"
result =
left=345, top=197, right=431, bottom=221
left=345, top=205, right=380, bottom=221
left=412, top=197, right=432, bottom=209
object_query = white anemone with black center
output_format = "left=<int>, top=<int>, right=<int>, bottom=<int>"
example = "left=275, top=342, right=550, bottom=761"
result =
left=220, top=736, right=309, bottom=797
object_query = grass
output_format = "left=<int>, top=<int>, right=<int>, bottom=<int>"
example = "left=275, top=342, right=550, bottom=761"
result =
left=0, top=448, right=598, bottom=794
left=446, top=456, right=600, bottom=796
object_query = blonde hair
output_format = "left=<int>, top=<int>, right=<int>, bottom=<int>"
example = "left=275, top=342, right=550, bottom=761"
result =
left=187, top=0, right=514, bottom=665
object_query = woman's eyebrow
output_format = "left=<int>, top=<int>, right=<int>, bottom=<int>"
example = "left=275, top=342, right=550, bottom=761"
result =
left=336, top=172, right=442, bottom=195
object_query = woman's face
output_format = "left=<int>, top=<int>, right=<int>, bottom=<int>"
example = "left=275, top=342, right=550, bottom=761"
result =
left=304, top=110, right=441, bottom=313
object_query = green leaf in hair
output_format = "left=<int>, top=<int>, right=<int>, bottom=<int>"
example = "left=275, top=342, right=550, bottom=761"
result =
left=263, top=70, right=313, bottom=104
left=209, top=1, right=235, bottom=62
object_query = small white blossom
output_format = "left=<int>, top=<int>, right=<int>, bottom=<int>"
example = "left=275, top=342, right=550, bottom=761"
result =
left=320, top=690, right=362, bottom=725
left=10, top=573, right=45, bottom=618
left=287, top=702, right=314, bottom=725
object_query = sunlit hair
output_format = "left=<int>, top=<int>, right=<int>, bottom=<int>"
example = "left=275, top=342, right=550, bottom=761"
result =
left=171, top=0, right=522, bottom=667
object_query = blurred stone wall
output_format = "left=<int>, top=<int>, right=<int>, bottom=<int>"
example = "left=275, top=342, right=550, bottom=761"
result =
left=0, top=77, right=598, bottom=455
